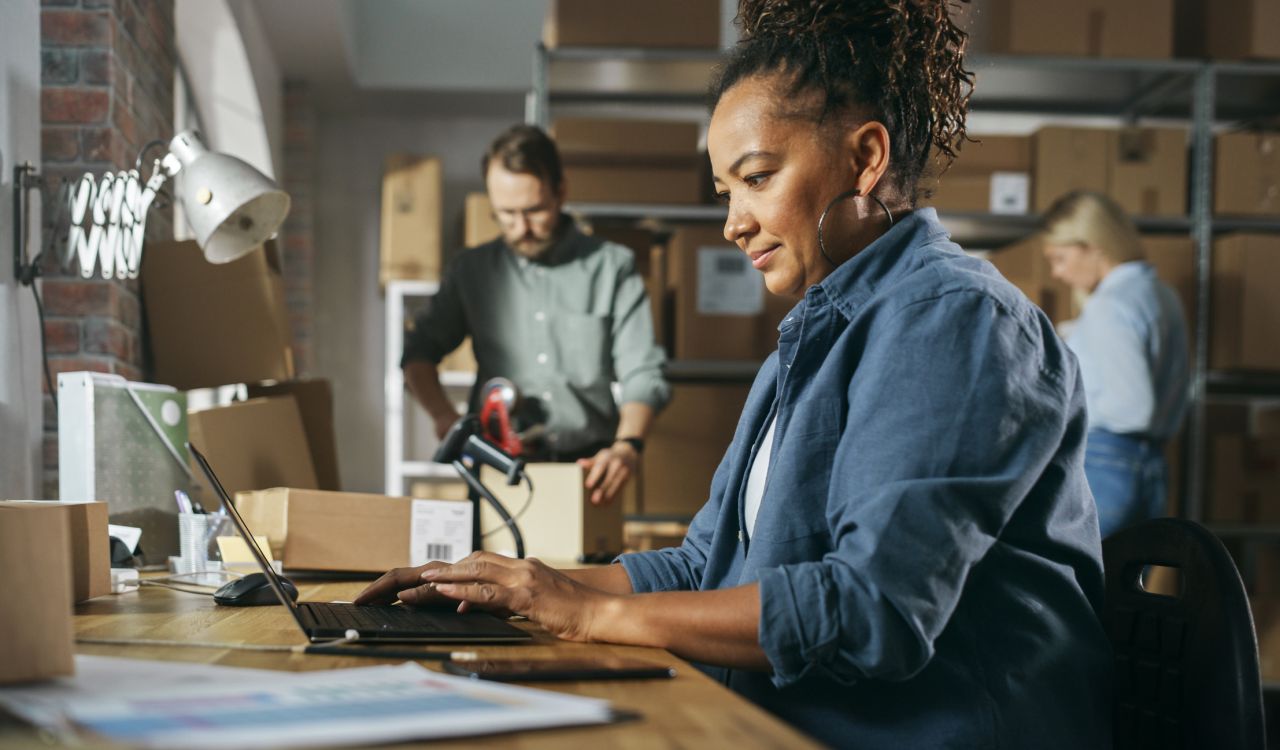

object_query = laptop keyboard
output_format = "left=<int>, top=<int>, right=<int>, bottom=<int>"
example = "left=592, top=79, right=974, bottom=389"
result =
left=302, top=602, right=448, bottom=633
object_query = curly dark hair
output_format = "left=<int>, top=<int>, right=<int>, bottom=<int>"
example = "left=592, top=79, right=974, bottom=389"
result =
left=711, top=0, right=974, bottom=205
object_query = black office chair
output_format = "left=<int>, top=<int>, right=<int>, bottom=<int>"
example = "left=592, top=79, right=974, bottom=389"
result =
left=1103, top=518, right=1266, bottom=750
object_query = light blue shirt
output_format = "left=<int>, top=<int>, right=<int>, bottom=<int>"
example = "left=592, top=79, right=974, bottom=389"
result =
left=618, top=209, right=1111, bottom=748
left=1066, top=261, right=1190, bottom=440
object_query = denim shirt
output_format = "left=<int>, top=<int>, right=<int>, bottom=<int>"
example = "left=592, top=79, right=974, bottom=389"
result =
left=1066, top=261, right=1190, bottom=441
left=619, top=209, right=1112, bottom=749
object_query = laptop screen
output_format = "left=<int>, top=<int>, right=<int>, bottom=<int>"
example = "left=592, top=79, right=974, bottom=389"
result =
left=188, top=442, right=309, bottom=624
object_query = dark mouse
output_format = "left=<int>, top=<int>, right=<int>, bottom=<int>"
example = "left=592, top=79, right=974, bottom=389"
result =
left=213, top=572, right=298, bottom=607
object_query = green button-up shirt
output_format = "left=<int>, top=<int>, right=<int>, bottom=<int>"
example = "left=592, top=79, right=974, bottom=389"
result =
left=402, top=220, right=670, bottom=455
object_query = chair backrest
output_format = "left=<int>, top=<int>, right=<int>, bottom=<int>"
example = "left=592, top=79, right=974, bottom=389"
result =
left=1103, top=518, right=1266, bottom=750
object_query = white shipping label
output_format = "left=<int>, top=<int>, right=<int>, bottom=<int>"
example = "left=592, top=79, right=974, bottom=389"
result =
left=989, top=172, right=1030, bottom=215
left=697, top=246, right=765, bottom=316
left=409, top=499, right=473, bottom=565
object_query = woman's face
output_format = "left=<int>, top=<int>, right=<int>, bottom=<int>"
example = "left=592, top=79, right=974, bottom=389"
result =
left=708, top=75, right=858, bottom=298
left=1043, top=241, right=1107, bottom=293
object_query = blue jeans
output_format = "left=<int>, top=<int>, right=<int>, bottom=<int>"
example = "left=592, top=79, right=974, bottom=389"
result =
left=1084, top=429, right=1167, bottom=538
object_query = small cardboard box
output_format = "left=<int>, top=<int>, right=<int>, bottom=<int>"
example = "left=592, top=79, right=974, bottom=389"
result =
left=1109, top=127, right=1188, bottom=217
left=925, top=172, right=1030, bottom=214
left=189, top=397, right=319, bottom=507
left=464, top=192, right=501, bottom=247
left=1211, top=234, right=1280, bottom=371
left=235, top=488, right=473, bottom=572
left=552, top=118, right=701, bottom=161
left=642, top=383, right=751, bottom=517
left=142, top=240, right=292, bottom=391
left=0, top=500, right=109, bottom=603
left=0, top=504, right=74, bottom=684
left=543, top=0, right=720, bottom=49
left=978, top=0, right=1173, bottom=58
left=942, top=134, right=1033, bottom=175
left=1214, top=131, right=1280, bottom=217
left=381, top=154, right=443, bottom=285
left=564, top=162, right=702, bottom=204
left=668, top=225, right=790, bottom=361
left=479, top=463, right=625, bottom=561
left=246, top=379, right=341, bottom=492
left=1033, top=127, right=1110, bottom=212
left=1176, top=0, right=1280, bottom=60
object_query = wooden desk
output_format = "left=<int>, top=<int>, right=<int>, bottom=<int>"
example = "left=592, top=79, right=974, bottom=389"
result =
left=62, top=579, right=820, bottom=749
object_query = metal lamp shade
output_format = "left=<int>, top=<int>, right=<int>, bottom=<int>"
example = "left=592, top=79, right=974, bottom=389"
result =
left=168, top=131, right=291, bottom=264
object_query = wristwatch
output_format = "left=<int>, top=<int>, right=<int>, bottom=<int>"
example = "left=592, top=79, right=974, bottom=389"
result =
left=615, top=436, right=645, bottom=454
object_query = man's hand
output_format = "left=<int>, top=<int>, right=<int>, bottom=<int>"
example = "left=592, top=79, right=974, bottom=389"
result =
left=354, top=561, right=454, bottom=607
left=577, top=441, right=639, bottom=506
left=417, top=551, right=618, bottom=642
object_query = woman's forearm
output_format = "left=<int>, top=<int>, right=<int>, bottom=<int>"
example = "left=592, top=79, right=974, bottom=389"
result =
left=560, top=564, right=636, bottom=595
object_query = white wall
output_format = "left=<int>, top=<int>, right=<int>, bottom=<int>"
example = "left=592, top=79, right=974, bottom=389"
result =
left=313, top=108, right=521, bottom=492
left=0, top=1, right=45, bottom=498
left=175, top=0, right=281, bottom=179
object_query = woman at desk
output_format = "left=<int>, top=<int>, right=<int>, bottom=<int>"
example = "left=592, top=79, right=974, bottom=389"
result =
left=358, top=0, right=1112, bottom=746
left=1040, top=191, right=1191, bottom=537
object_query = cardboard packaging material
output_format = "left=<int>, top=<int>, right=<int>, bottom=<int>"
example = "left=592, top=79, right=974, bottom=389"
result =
left=1033, top=127, right=1110, bottom=212
left=188, top=396, right=319, bottom=508
left=381, top=154, right=443, bottom=286
left=667, top=225, right=790, bottom=361
left=1210, top=234, right=1280, bottom=371
left=1109, top=128, right=1188, bottom=217
left=543, top=0, right=720, bottom=49
left=642, top=384, right=750, bottom=517
left=1175, top=0, right=1280, bottom=60
left=1214, top=131, right=1280, bottom=217
left=552, top=118, right=701, bottom=160
left=142, top=240, right=293, bottom=391
left=976, top=0, right=1173, bottom=58
left=925, top=173, right=1030, bottom=214
left=564, top=162, right=702, bottom=204
left=246, top=379, right=341, bottom=491
left=0, top=500, right=109, bottom=603
left=479, top=463, right=626, bottom=562
left=235, top=488, right=473, bottom=572
left=464, top=192, right=501, bottom=247
left=0, top=504, right=74, bottom=684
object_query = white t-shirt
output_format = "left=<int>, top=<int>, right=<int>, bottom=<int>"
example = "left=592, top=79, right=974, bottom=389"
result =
left=743, top=416, right=777, bottom=539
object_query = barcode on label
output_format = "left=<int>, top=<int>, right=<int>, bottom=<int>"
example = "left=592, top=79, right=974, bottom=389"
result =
left=716, top=254, right=747, bottom=274
left=426, top=543, right=453, bottom=561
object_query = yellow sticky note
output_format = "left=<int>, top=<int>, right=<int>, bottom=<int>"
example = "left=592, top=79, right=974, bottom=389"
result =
left=217, top=535, right=274, bottom=566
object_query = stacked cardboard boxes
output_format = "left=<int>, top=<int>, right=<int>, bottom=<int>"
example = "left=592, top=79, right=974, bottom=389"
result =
left=1032, top=126, right=1188, bottom=215
left=1210, top=234, right=1280, bottom=372
left=542, top=0, right=720, bottom=49
left=1206, top=404, right=1280, bottom=523
left=553, top=118, right=704, bottom=205
left=925, top=135, right=1032, bottom=214
left=972, top=0, right=1174, bottom=58
left=380, top=154, right=443, bottom=286
left=642, top=383, right=751, bottom=518
left=1214, top=131, right=1280, bottom=217
left=1175, top=0, right=1280, bottom=60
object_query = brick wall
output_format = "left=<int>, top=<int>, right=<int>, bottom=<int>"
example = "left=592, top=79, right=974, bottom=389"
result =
left=282, top=80, right=316, bottom=375
left=40, top=0, right=175, bottom=497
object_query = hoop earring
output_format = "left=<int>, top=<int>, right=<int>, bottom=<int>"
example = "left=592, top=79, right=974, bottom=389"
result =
left=816, top=190, right=895, bottom=267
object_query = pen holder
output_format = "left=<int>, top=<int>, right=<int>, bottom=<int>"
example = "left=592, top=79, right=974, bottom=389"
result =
left=175, top=513, right=210, bottom=573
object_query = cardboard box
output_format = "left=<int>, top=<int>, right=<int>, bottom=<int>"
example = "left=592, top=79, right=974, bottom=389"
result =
left=189, top=397, right=318, bottom=506
left=0, top=500, right=109, bottom=603
left=667, top=225, right=790, bottom=360
left=1109, top=128, right=1188, bottom=217
left=1176, top=0, right=1280, bottom=60
left=246, top=379, right=341, bottom=491
left=235, top=488, right=472, bottom=572
left=142, top=240, right=293, bottom=391
left=552, top=118, right=700, bottom=161
left=642, top=384, right=750, bottom=517
left=944, top=135, right=1034, bottom=175
left=1033, top=127, right=1110, bottom=211
left=464, top=192, right=501, bottom=247
left=478, top=463, right=625, bottom=561
left=1214, top=131, right=1280, bottom=217
left=925, top=172, right=1031, bottom=214
left=978, top=0, right=1173, bottom=58
left=1211, top=234, right=1280, bottom=371
left=0, top=504, right=74, bottom=684
left=543, top=0, right=720, bottom=49
left=564, top=162, right=702, bottom=204
left=381, top=154, right=443, bottom=285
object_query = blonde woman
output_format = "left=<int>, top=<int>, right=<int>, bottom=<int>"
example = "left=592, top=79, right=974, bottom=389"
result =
left=1041, top=191, right=1191, bottom=537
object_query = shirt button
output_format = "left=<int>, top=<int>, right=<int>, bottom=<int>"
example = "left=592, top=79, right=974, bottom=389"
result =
left=537, top=352, right=548, bottom=365
left=534, top=311, right=546, bottom=322
left=737, top=529, right=745, bottom=542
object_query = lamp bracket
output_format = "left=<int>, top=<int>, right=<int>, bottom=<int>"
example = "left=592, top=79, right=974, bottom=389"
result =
left=12, top=162, right=45, bottom=287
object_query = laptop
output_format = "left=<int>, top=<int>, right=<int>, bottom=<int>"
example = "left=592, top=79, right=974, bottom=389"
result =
left=189, top=443, right=531, bottom=644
